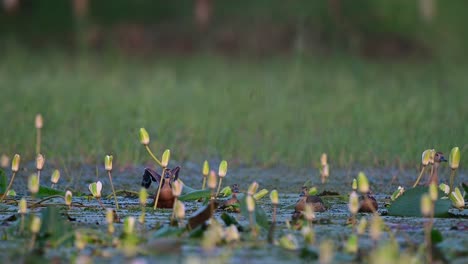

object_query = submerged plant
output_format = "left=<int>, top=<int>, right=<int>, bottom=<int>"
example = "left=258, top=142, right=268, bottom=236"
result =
left=216, top=160, right=228, bottom=197
left=448, top=146, right=460, bottom=192
left=50, top=169, right=60, bottom=188
left=1, top=154, right=20, bottom=202
left=35, top=114, right=43, bottom=155
left=201, top=160, right=209, bottom=190
left=105, top=155, right=119, bottom=210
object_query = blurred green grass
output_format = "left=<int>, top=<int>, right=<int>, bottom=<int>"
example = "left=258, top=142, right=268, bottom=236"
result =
left=0, top=50, right=466, bottom=168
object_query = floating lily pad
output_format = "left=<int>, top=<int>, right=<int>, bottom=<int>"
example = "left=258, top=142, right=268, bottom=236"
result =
left=37, top=186, right=66, bottom=197
left=178, top=189, right=211, bottom=201
left=388, top=187, right=451, bottom=217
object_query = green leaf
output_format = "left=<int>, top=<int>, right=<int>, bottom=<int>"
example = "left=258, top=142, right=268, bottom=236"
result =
left=37, top=186, right=66, bottom=197
left=431, top=229, right=443, bottom=244
left=388, top=187, right=451, bottom=217
left=0, top=168, right=7, bottom=194
left=178, top=189, right=211, bottom=201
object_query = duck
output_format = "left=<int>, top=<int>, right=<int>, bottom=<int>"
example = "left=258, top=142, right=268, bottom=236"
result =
left=358, top=193, right=378, bottom=213
left=141, top=166, right=180, bottom=208
left=294, top=186, right=327, bottom=213
left=427, top=152, right=447, bottom=185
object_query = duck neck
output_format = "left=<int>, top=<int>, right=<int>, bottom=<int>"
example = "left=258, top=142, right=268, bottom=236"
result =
left=429, top=162, right=440, bottom=185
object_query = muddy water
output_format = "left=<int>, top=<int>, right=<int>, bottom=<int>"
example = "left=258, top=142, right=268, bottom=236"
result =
left=0, top=162, right=466, bottom=263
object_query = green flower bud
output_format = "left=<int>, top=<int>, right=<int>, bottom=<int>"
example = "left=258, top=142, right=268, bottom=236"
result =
left=89, top=181, right=102, bottom=198
left=270, top=189, right=279, bottom=205
left=65, top=190, right=73, bottom=206
left=31, top=215, right=41, bottom=234
left=139, top=187, right=148, bottom=205
left=51, top=169, right=61, bottom=184
left=28, top=174, right=39, bottom=194
left=18, top=198, right=27, bottom=214
left=449, top=147, right=460, bottom=170
left=104, top=155, right=113, bottom=171
left=420, top=194, right=432, bottom=217
left=123, top=216, right=135, bottom=235
left=348, top=191, right=359, bottom=214
left=202, top=160, right=209, bottom=176
left=218, top=160, right=228, bottom=178
left=428, top=149, right=436, bottom=164
left=421, top=149, right=431, bottom=166
left=36, top=154, right=45, bottom=171
left=253, top=189, right=269, bottom=200
left=357, top=172, right=369, bottom=194
left=219, top=186, right=232, bottom=197
left=246, top=195, right=255, bottom=212
left=352, top=178, right=357, bottom=191
left=161, top=149, right=170, bottom=167
left=139, top=128, right=150, bottom=145
left=247, top=181, right=259, bottom=196
left=449, top=187, right=464, bottom=209
left=35, top=114, right=43, bottom=129
left=11, top=154, right=20, bottom=173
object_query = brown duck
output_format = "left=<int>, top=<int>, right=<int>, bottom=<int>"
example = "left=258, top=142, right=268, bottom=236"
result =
left=358, top=193, right=378, bottom=213
left=294, top=186, right=326, bottom=213
left=141, top=166, right=180, bottom=208
left=427, top=152, right=447, bottom=185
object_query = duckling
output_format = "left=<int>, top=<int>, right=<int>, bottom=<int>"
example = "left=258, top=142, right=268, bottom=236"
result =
left=294, top=186, right=327, bottom=213
left=141, top=166, right=180, bottom=208
left=427, top=152, right=447, bottom=185
left=358, top=193, right=378, bottom=213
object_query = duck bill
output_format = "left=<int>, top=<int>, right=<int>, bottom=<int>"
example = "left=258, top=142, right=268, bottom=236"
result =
left=440, top=156, right=448, bottom=162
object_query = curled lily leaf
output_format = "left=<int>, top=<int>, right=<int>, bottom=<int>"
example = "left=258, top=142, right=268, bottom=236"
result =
left=390, top=186, right=404, bottom=201
left=439, top=183, right=450, bottom=195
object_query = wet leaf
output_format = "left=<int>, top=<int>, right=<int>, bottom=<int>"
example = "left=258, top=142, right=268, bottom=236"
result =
left=187, top=200, right=219, bottom=230
left=178, top=189, right=211, bottom=201
left=37, top=186, right=66, bottom=197
left=388, top=187, right=451, bottom=217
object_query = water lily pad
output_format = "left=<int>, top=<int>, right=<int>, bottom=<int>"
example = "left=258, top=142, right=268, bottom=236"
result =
left=388, top=187, right=451, bottom=217
left=37, top=186, right=66, bottom=197
left=178, top=189, right=211, bottom=201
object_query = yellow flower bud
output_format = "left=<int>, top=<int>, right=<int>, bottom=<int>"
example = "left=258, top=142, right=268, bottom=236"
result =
left=348, top=191, right=359, bottom=214
left=246, top=195, right=255, bottom=212
left=429, top=183, right=438, bottom=201
left=174, top=200, right=185, bottom=219
left=207, top=170, right=217, bottom=190
left=28, top=174, right=40, bottom=194
left=218, top=160, right=228, bottom=178
left=139, top=187, right=148, bottom=205
left=36, top=154, right=45, bottom=171
left=357, top=172, right=369, bottom=194
left=65, top=190, right=73, bottom=206
left=202, top=160, right=209, bottom=176
left=51, top=170, right=61, bottom=184
left=172, top=180, right=183, bottom=197
left=35, top=114, right=43, bottom=129
left=420, top=194, right=432, bottom=217
left=18, top=198, right=27, bottom=214
left=123, top=216, right=136, bottom=235
left=104, top=155, right=113, bottom=171
left=352, top=178, right=357, bottom=190
left=270, top=189, right=279, bottom=205
left=139, top=128, right=150, bottom=145
left=320, top=153, right=328, bottom=166
left=449, top=147, right=460, bottom=170
left=0, top=154, right=9, bottom=168
left=31, top=216, right=41, bottom=234
left=421, top=149, right=431, bottom=166
left=89, top=181, right=102, bottom=198
left=161, top=149, right=170, bottom=167
left=247, top=181, right=259, bottom=196
left=11, top=154, right=20, bottom=173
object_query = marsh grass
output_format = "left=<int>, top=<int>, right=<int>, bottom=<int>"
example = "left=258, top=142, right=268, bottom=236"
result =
left=0, top=50, right=467, bottom=168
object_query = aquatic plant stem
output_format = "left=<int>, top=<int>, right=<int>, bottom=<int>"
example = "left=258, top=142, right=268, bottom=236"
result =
left=1, top=172, right=17, bottom=202
left=29, top=233, right=37, bottom=251
left=97, top=198, right=106, bottom=210
left=449, top=169, right=456, bottom=193
left=216, top=178, right=223, bottom=197
left=202, top=177, right=207, bottom=190
left=107, top=171, right=119, bottom=210
left=249, top=212, right=257, bottom=239
left=170, top=197, right=178, bottom=224
left=145, top=145, right=162, bottom=167
left=153, top=166, right=166, bottom=210
left=268, top=204, right=277, bottom=243
left=36, top=127, right=41, bottom=155
left=413, top=166, right=426, bottom=187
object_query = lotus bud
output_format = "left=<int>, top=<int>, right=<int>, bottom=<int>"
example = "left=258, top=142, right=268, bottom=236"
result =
left=224, top=225, right=240, bottom=242
left=18, top=198, right=27, bottom=214
left=31, top=215, right=41, bottom=234
left=357, top=217, right=367, bottom=235
left=172, top=180, right=183, bottom=197
left=351, top=179, right=357, bottom=191
left=123, top=216, right=136, bottom=235
left=439, top=183, right=450, bottom=195
left=246, top=195, right=255, bottom=212
left=348, top=191, right=359, bottom=214
left=270, top=189, right=279, bottom=205
left=139, top=128, right=150, bottom=145
left=345, top=234, right=358, bottom=253
left=65, top=190, right=73, bottom=206
left=390, top=186, right=405, bottom=201
left=369, top=214, right=383, bottom=241
left=35, top=114, right=43, bottom=129
left=420, top=194, right=432, bottom=217
left=304, top=204, right=315, bottom=221
left=357, top=172, right=369, bottom=194
left=428, top=149, right=436, bottom=164
left=320, top=153, right=327, bottom=166
left=174, top=200, right=185, bottom=219
left=421, top=149, right=431, bottom=166
left=104, top=155, right=113, bottom=171
left=28, top=174, right=39, bottom=194
left=449, top=147, right=460, bottom=170
left=36, top=154, right=45, bottom=171
left=11, top=154, right=20, bottom=172
left=0, top=154, right=9, bottom=168
left=449, top=187, right=464, bottom=209
left=139, top=187, right=148, bottom=205
left=51, top=169, right=61, bottom=184
left=207, top=170, right=217, bottom=190
left=247, top=181, right=259, bottom=196
left=218, top=160, right=228, bottom=177
left=202, top=160, right=209, bottom=176
left=279, top=234, right=299, bottom=250
left=319, top=240, right=334, bottom=264
left=89, top=181, right=102, bottom=198
left=429, top=183, right=438, bottom=201
left=161, top=149, right=170, bottom=167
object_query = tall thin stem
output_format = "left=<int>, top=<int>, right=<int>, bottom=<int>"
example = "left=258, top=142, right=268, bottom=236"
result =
left=107, top=171, right=119, bottom=210
left=1, top=172, right=17, bottom=202
left=145, top=145, right=162, bottom=167
left=153, top=167, right=166, bottom=210
left=36, top=128, right=41, bottom=155
left=449, top=169, right=456, bottom=193
left=202, top=177, right=207, bottom=190
left=216, top=178, right=223, bottom=197
left=413, top=166, right=426, bottom=187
